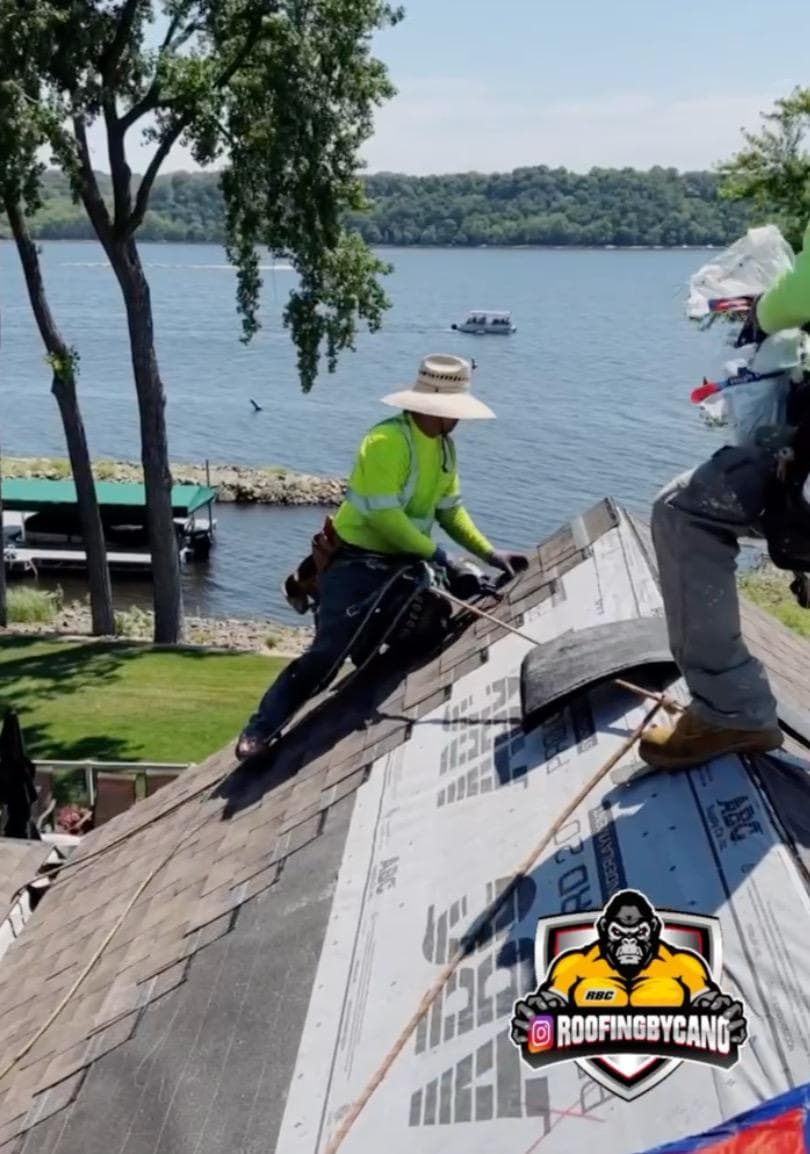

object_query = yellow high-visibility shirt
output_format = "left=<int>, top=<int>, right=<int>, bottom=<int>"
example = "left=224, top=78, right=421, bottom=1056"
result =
left=333, top=412, right=493, bottom=560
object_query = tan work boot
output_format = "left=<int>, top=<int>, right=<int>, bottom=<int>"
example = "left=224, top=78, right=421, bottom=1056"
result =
left=638, top=705, right=783, bottom=771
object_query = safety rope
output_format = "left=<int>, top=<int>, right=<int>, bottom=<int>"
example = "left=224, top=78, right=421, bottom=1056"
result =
left=4, top=561, right=427, bottom=907
left=0, top=803, right=215, bottom=1085
left=0, top=562, right=677, bottom=1095
left=314, top=560, right=430, bottom=701
left=321, top=700, right=664, bottom=1154
left=0, top=559, right=430, bottom=1085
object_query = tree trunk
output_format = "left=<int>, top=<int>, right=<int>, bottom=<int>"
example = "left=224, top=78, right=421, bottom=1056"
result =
left=0, top=307, right=6, bottom=628
left=0, top=443, right=7, bottom=630
left=109, top=238, right=183, bottom=643
left=50, top=373, right=116, bottom=635
left=4, top=201, right=115, bottom=636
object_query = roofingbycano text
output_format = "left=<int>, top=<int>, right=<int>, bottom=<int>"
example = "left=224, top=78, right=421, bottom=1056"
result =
left=528, top=1011, right=736, bottom=1064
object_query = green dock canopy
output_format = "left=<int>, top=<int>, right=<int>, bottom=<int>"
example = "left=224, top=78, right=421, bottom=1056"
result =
left=1, top=479, right=218, bottom=516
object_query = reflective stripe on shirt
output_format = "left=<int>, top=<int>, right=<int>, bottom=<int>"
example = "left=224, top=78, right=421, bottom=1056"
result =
left=345, top=489, right=401, bottom=512
left=436, top=492, right=462, bottom=511
left=345, top=413, right=451, bottom=534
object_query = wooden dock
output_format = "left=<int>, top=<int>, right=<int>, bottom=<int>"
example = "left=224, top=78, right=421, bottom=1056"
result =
left=1, top=478, right=217, bottom=578
left=4, top=545, right=157, bottom=576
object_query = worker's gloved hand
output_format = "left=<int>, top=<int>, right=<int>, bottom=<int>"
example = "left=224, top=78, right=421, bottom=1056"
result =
left=487, top=550, right=530, bottom=579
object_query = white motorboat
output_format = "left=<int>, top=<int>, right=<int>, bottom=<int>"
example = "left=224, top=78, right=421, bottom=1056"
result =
left=452, top=309, right=516, bottom=335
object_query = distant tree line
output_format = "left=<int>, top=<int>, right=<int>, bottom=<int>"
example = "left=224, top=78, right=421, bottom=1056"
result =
left=1, top=165, right=753, bottom=248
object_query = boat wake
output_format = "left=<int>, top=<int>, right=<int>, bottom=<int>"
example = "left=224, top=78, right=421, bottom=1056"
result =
left=58, top=261, right=294, bottom=272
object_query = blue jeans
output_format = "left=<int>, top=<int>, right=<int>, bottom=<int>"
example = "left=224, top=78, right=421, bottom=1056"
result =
left=242, top=551, right=418, bottom=741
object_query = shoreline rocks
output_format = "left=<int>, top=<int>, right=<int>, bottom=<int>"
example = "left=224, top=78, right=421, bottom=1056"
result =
left=3, top=456, right=346, bottom=507
left=3, top=601, right=314, bottom=658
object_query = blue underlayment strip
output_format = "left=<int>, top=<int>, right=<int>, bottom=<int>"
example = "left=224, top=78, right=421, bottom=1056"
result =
left=633, top=1081, right=810, bottom=1153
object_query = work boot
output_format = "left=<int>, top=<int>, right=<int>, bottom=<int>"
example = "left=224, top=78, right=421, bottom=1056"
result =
left=638, top=705, right=783, bottom=771
left=282, top=574, right=311, bottom=616
left=235, top=730, right=278, bottom=763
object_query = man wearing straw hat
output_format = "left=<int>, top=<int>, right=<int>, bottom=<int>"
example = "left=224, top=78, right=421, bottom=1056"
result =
left=236, top=354, right=528, bottom=760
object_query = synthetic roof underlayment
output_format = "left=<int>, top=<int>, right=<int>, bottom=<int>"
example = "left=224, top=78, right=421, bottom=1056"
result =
left=1, top=499, right=810, bottom=1154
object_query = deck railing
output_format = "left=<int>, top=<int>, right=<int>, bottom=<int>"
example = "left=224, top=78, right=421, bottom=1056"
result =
left=33, top=759, right=192, bottom=819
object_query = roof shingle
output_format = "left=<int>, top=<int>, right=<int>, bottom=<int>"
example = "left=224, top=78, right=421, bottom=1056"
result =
left=0, top=500, right=617, bottom=1145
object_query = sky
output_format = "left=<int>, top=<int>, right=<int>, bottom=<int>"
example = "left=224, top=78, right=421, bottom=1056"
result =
left=87, top=0, right=810, bottom=176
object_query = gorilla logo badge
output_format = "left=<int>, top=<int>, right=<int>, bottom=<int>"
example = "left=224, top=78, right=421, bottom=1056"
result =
left=510, top=889, right=748, bottom=1101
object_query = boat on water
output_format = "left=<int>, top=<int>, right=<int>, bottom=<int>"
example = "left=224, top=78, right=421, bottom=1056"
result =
left=451, top=309, right=517, bottom=335
left=1, top=478, right=218, bottom=577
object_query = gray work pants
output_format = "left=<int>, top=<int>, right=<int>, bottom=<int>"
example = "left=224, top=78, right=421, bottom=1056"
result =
left=651, top=444, right=778, bottom=730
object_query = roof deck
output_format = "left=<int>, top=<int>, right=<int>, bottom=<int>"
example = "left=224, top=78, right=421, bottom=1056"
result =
left=0, top=500, right=809, bottom=1154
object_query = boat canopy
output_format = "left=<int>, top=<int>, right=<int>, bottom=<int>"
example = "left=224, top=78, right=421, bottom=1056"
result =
left=1, top=479, right=218, bottom=517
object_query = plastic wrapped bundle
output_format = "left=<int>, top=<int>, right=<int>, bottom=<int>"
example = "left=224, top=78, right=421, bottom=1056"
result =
left=697, top=392, right=729, bottom=429
left=687, top=225, right=795, bottom=321
left=686, top=227, right=808, bottom=445
left=693, top=333, right=805, bottom=445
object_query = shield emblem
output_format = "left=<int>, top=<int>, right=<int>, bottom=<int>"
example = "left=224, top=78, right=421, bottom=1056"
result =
left=534, top=907, right=724, bottom=1101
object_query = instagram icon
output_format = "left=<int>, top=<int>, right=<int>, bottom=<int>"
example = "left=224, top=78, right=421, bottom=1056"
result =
left=528, top=1015, right=555, bottom=1054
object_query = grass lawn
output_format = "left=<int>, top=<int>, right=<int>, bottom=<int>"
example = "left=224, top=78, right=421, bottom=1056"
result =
left=0, top=637, right=287, bottom=763
left=739, top=566, right=810, bottom=640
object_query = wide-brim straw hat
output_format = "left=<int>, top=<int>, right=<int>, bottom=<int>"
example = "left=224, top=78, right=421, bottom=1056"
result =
left=381, top=354, right=495, bottom=420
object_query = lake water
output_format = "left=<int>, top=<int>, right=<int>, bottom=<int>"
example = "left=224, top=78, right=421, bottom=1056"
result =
left=1, top=241, right=733, bottom=623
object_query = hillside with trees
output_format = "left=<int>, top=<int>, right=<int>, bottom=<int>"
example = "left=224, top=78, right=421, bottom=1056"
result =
left=2, top=165, right=750, bottom=247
